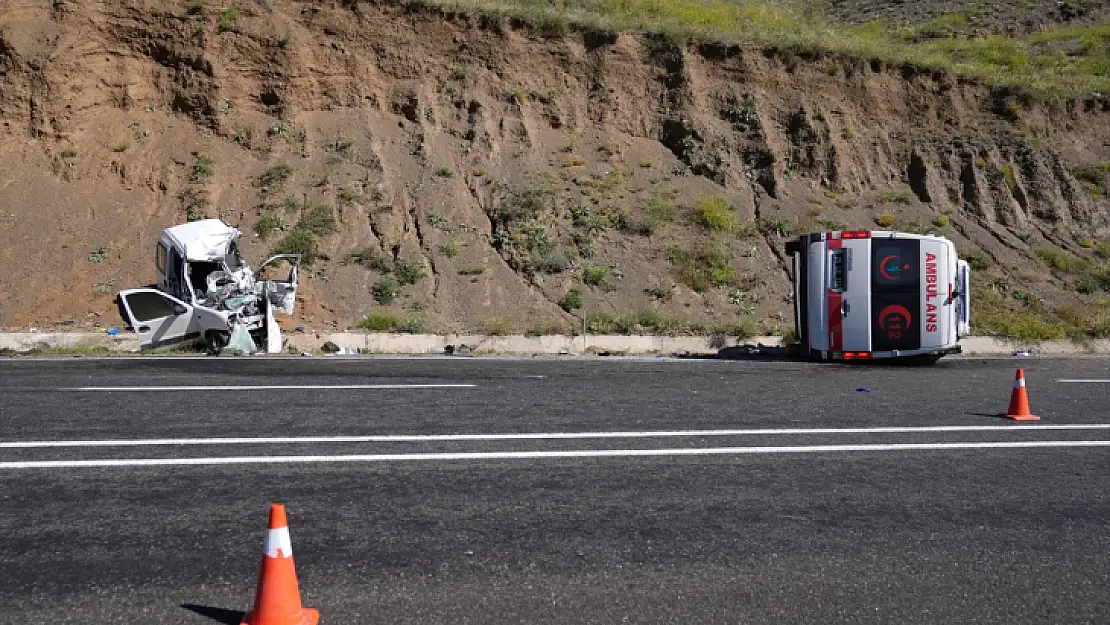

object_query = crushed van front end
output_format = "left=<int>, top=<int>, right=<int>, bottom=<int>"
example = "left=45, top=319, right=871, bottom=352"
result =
left=119, top=218, right=303, bottom=355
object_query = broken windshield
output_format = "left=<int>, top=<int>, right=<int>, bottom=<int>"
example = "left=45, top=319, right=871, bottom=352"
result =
left=188, top=261, right=223, bottom=297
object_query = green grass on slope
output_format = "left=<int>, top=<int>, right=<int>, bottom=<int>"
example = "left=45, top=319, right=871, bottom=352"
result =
left=420, top=0, right=1110, bottom=98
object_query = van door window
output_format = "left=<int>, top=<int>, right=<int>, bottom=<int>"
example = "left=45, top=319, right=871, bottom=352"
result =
left=126, top=290, right=182, bottom=322
left=167, top=248, right=186, bottom=302
left=828, top=249, right=847, bottom=292
left=187, top=261, right=222, bottom=298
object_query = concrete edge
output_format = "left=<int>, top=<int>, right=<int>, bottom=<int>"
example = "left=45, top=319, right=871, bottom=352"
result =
left=2, top=332, right=1109, bottom=357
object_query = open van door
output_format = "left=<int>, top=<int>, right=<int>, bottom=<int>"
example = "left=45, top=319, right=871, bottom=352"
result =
left=256, top=254, right=302, bottom=315
left=117, top=288, right=201, bottom=349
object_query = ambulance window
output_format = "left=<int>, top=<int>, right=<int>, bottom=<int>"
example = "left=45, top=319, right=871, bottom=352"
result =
left=872, top=239, right=920, bottom=293
left=828, top=249, right=847, bottom=292
left=155, top=243, right=167, bottom=275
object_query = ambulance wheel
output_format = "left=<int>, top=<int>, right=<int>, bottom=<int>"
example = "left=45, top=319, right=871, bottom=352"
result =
left=204, top=330, right=229, bottom=356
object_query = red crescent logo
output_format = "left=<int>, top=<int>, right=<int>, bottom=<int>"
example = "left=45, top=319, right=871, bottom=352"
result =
left=879, top=304, right=912, bottom=331
left=879, top=255, right=900, bottom=281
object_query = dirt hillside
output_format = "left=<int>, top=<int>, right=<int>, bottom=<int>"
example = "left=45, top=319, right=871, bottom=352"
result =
left=2, top=0, right=1110, bottom=341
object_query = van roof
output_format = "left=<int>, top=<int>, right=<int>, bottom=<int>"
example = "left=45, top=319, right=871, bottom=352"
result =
left=162, top=219, right=241, bottom=261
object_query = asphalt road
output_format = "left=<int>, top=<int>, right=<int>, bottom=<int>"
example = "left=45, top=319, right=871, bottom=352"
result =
left=1, top=355, right=1109, bottom=624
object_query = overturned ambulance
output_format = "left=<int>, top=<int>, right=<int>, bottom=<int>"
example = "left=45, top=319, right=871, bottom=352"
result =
left=115, top=218, right=302, bottom=355
left=784, top=229, right=971, bottom=363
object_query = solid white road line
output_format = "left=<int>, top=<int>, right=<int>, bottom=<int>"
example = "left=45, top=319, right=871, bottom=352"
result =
left=49, top=384, right=477, bottom=391
left=4, top=424, right=1110, bottom=449
left=3, top=440, right=1109, bottom=469
left=1057, top=379, right=1110, bottom=383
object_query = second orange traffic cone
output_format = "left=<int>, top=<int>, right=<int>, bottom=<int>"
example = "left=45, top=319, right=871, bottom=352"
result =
left=240, top=504, right=319, bottom=625
left=1003, top=368, right=1040, bottom=421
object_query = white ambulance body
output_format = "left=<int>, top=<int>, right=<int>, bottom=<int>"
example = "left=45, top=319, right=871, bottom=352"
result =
left=784, top=229, right=971, bottom=363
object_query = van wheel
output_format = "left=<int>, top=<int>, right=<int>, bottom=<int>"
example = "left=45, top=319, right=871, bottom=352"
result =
left=204, top=330, right=229, bottom=356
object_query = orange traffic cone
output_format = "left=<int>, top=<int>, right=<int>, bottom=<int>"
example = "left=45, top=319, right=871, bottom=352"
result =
left=1002, top=368, right=1040, bottom=421
left=241, top=504, right=319, bottom=625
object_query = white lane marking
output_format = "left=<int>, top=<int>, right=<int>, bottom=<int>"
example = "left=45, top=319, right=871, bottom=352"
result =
left=4, top=424, right=1110, bottom=448
left=1058, top=379, right=1110, bottom=383
left=47, top=384, right=477, bottom=391
left=3, top=440, right=1109, bottom=469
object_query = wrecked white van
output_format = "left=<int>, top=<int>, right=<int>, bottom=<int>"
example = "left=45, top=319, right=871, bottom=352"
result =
left=115, top=218, right=302, bottom=355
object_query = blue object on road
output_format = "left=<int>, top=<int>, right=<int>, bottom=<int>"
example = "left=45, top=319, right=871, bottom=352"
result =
left=856, top=387, right=870, bottom=392
left=105, top=328, right=119, bottom=335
